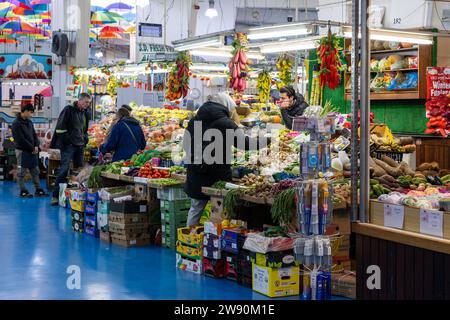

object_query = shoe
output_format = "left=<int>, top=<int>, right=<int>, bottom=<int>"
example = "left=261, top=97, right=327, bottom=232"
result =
left=35, top=189, right=49, bottom=197
left=51, top=197, right=59, bottom=206
left=20, top=190, right=33, bottom=198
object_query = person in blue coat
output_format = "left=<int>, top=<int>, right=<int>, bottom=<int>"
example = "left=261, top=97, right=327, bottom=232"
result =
left=100, top=105, right=146, bottom=162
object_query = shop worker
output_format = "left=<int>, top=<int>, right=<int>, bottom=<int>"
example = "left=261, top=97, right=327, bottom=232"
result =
left=279, top=85, right=308, bottom=129
left=50, top=93, right=92, bottom=206
left=11, top=103, right=48, bottom=198
left=183, top=92, right=269, bottom=227
left=100, top=104, right=146, bottom=163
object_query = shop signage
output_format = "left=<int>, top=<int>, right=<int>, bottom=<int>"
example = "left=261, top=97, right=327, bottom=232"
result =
left=426, top=67, right=450, bottom=99
left=0, top=53, right=52, bottom=79
left=138, top=43, right=177, bottom=62
left=383, top=204, right=404, bottom=229
left=419, top=209, right=443, bottom=238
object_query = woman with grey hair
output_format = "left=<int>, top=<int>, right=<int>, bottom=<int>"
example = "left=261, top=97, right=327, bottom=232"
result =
left=183, top=92, right=269, bottom=227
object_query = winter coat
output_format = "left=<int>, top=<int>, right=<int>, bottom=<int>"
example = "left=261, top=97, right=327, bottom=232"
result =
left=50, top=102, right=91, bottom=149
left=100, top=116, right=146, bottom=162
left=280, top=93, right=308, bottom=129
left=11, top=114, right=39, bottom=153
left=184, top=101, right=267, bottom=200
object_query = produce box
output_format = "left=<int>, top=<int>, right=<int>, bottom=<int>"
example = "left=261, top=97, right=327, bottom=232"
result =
left=69, top=199, right=85, bottom=213
left=84, top=223, right=99, bottom=237
left=333, top=234, right=350, bottom=262
left=161, top=207, right=188, bottom=226
left=237, top=273, right=253, bottom=288
left=84, top=203, right=97, bottom=215
left=242, top=233, right=294, bottom=254
left=369, top=200, right=450, bottom=239
left=203, top=257, right=225, bottom=278
left=221, top=228, right=245, bottom=254
left=203, top=233, right=221, bottom=249
left=84, top=212, right=97, bottom=227
left=252, top=264, right=300, bottom=298
left=109, top=200, right=148, bottom=214
left=71, top=210, right=84, bottom=223
left=86, top=191, right=99, bottom=203
left=162, top=219, right=186, bottom=237
left=331, top=271, right=356, bottom=299
left=162, top=234, right=177, bottom=249
left=72, top=220, right=84, bottom=233
left=108, top=222, right=149, bottom=236
left=224, top=252, right=238, bottom=281
left=157, top=187, right=188, bottom=201
left=109, top=212, right=149, bottom=225
left=331, top=208, right=351, bottom=235
left=100, top=231, right=111, bottom=243
left=177, top=226, right=204, bottom=247
left=332, top=259, right=352, bottom=272
left=68, top=189, right=86, bottom=201
left=204, top=221, right=223, bottom=236
left=204, top=245, right=222, bottom=260
left=97, top=199, right=110, bottom=214
left=110, top=233, right=150, bottom=247
left=176, top=241, right=203, bottom=260
left=251, top=250, right=296, bottom=268
left=237, top=250, right=252, bottom=277
left=176, top=253, right=203, bottom=275
left=160, top=199, right=191, bottom=212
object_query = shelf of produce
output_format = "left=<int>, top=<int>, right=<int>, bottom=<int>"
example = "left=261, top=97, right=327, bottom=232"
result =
left=344, top=47, right=418, bottom=55
left=344, top=91, right=420, bottom=100
left=345, top=68, right=418, bottom=74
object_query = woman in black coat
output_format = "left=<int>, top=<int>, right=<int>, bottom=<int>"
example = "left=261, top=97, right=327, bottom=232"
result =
left=183, top=93, right=268, bottom=227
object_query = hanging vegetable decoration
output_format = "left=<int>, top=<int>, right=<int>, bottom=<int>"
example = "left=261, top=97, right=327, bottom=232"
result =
left=107, top=75, right=118, bottom=96
left=257, top=70, right=272, bottom=103
left=229, top=32, right=250, bottom=93
left=425, top=96, right=450, bottom=137
left=166, top=51, right=191, bottom=101
left=276, top=53, right=293, bottom=90
left=317, top=27, right=343, bottom=89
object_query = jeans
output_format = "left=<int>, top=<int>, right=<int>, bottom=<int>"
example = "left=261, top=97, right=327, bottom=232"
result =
left=16, top=150, right=41, bottom=192
left=52, top=145, right=84, bottom=198
left=187, top=198, right=208, bottom=227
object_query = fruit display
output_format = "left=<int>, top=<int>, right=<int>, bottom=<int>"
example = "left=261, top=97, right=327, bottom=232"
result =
left=256, top=70, right=271, bottom=103
left=166, top=51, right=191, bottom=101
left=229, top=32, right=250, bottom=93
left=317, top=29, right=343, bottom=89
left=137, top=163, right=171, bottom=179
left=370, top=134, right=416, bottom=153
left=276, top=53, right=293, bottom=90
left=132, top=107, right=192, bottom=125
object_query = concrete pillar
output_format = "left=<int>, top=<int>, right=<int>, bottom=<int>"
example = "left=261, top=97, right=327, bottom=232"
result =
left=51, top=0, right=90, bottom=119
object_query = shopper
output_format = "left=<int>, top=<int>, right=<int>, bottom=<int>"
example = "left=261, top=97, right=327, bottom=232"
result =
left=11, top=104, right=48, bottom=198
left=50, top=93, right=92, bottom=206
left=183, top=92, right=269, bottom=227
left=279, top=85, right=308, bottom=129
left=100, top=104, right=146, bottom=162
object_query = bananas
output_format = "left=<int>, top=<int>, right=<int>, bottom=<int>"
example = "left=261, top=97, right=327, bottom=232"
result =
left=257, top=71, right=272, bottom=103
left=276, top=54, right=293, bottom=90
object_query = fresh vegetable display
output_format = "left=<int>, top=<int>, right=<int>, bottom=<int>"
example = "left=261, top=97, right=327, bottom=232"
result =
left=229, top=32, right=249, bottom=93
left=317, top=29, right=343, bottom=89
left=276, top=54, right=293, bottom=90
left=309, top=68, right=322, bottom=105
left=424, top=96, right=449, bottom=137
left=169, top=166, right=186, bottom=174
left=271, top=188, right=296, bottom=226
left=270, top=179, right=297, bottom=196
left=223, top=188, right=242, bottom=219
left=166, top=51, right=191, bottom=101
left=256, top=70, right=271, bottom=103
left=137, top=163, right=170, bottom=179
left=88, top=165, right=108, bottom=189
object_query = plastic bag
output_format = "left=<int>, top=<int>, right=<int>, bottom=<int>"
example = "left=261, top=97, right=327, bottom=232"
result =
left=76, top=165, right=94, bottom=186
left=59, top=183, right=68, bottom=207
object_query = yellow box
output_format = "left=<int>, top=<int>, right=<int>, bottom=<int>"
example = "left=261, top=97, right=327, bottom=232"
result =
left=69, top=199, right=85, bottom=213
left=176, top=241, right=203, bottom=260
left=177, top=226, right=204, bottom=247
left=252, top=263, right=300, bottom=298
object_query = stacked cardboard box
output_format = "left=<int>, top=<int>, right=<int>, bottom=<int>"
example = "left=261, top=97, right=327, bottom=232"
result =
left=176, top=226, right=204, bottom=274
left=135, top=184, right=161, bottom=245
left=84, top=190, right=99, bottom=238
left=202, top=221, right=225, bottom=278
left=220, top=223, right=248, bottom=282
left=109, top=199, right=150, bottom=247
left=331, top=271, right=356, bottom=299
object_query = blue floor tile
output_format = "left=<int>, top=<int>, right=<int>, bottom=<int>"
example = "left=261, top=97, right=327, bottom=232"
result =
left=0, top=180, right=351, bottom=300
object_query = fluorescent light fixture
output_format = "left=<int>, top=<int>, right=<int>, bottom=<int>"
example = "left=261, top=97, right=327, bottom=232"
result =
left=190, top=47, right=265, bottom=60
left=259, top=37, right=320, bottom=53
left=191, top=64, right=228, bottom=72
left=174, top=37, right=223, bottom=51
left=342, top=27, right=433, bottom=45
left=205, top=0, right=218, bottom=18
left=95, top=52, right=103, bottom=58
left=247, top=23, right=312, bottom=40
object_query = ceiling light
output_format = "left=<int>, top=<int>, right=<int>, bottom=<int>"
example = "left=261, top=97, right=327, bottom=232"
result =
left=247, top=23, right=313, bottom=40
left=95, top=52, right=103, bottom=58
left=191, top=64, right=228, bottom=72
left=205, top=0, right=218, bottom=19
left=259, top=37, right=320, bottom=53
left=173, top=36, right=223, bottom=51
left=190, top=47, right=265, bottom=60
left=342, top=27, right=433, bottom=45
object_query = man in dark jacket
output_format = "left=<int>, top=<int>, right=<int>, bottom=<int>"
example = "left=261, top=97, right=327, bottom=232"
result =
left=100, top=105, right=146, bottom=162
left=183, top=92, right=269, bottom=227
left=279, top=85, right=308, bottom=129
left=50, top=93, right=91, bottom=205
left=11, top=104, right=48, bottom=198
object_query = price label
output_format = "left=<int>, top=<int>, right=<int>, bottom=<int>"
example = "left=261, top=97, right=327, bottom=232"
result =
left=420, top=209, right=443, bottom=238
left=134, top=177, right=148, bottom=184
left=383, top=204, right=404, bottom=229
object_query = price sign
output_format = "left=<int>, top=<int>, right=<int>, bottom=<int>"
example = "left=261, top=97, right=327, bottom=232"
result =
left=420, top=209, right=443, bottom=238
left=134, top=177, right=148, bottom=185
left=383, top=204, right=405, bottom=229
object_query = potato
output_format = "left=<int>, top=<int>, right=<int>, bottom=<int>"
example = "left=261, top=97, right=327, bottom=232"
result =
left=399, top=162, right=415, bottom=176
left=381, top=155, right=399, bottom=168
left=374, top=159, right=402, bottom=177
left=417, top=163, right=433, bottom=171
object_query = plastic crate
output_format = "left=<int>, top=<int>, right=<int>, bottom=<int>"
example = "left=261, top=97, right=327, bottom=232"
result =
left=162, top=234, right=177, bottom=249
left=157, top=187, right=189, bottom=201
left=69, top=199, right=85, bottom=213
left=161, top=209, right=188, bottom=226
left=160, top=199, right=191, bottom=212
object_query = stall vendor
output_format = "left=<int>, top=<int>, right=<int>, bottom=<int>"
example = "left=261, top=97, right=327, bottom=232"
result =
left=279, top=85, right=308, bottom=129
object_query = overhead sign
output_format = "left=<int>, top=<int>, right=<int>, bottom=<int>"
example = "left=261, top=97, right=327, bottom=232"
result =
left=138, top=43, right=177, bottom=62
left=139, top=23, right=163, bottom=38
left=426, top=67, right=450, bottom=100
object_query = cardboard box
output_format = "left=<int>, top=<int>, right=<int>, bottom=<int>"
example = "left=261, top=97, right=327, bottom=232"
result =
left=109, top=200, right=147, bottom=214
left=252, top=264, right=300, bottom=298
left=176, top=241, right=203, bottom=260
left=72, top=220, right=84, bottom=233
left=203, top=257, right=225, bottom=278
left=204, top=221, right=223, bottom=236
left=331, top=271, right=356, bottom=299
left=100, top=231, right=111, bottom=243
left=71, top=210, right=84, bottom=222
left=108, top=222, right=149, bottom=236
left=333, top=234, right=350, bottom=261
left=177, top=226, right=204, bottom=247
left=110, top=233, right=150, bottom=247
left=176, top=253, right=203, bottom=274
left=204, top=233, right=221, bottom=248
left=370, top=200, right=450, bottom=239
left=221, top=228, right=245, bottom=254
left=204, top=246, right=222, bottom=259
left=224, top=252, right=238, bottom=281
left=331, top=208, right=351, bottom=235
left=109, top=212, right=148, bottom=224
left=252, top=250, right=296, bottom=268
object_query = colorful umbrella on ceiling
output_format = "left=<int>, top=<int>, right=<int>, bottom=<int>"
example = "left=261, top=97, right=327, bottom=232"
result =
left=12, top=6, right=36, bottom=15
left=37, top=86, right=52, bottom=97
left=30, top=0, right=50, bottom=4
left=0, top=2, right=14, bottom=10
left=91, top=11, right=123, bottom=25
left=124, top=25, right=136, bottom=34
left=0, top=0, right=32, bottom=10
left=91, top=5, right=106, bottom=12
left=0, top=20, right=36, bottom=34
left=121, top=11, right=136, bottom=22
left=106, top=2, right=133, bottom=11
left=100, top=25, right=125, bottom=33
left=98, top=31, right=122, bottom=39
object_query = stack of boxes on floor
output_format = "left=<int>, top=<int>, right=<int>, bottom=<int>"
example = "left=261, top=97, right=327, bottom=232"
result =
left=0, top=154, right=6, bottom=181
left=84, top=190, right=99, bottom=237
left=176, top=226, right=204, bottom=274
left=157, top=186, right=190, bottom=249
left=69, top=189, right=87, bottom=234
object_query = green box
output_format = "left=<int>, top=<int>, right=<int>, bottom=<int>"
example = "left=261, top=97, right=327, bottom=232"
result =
left=160, top=199, right=191, bottom=212
left=162, top=234, right=177, bottom=249
left=162, top=221, right=186, bottom=238
left=161, top=209, right=188, bottom=226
